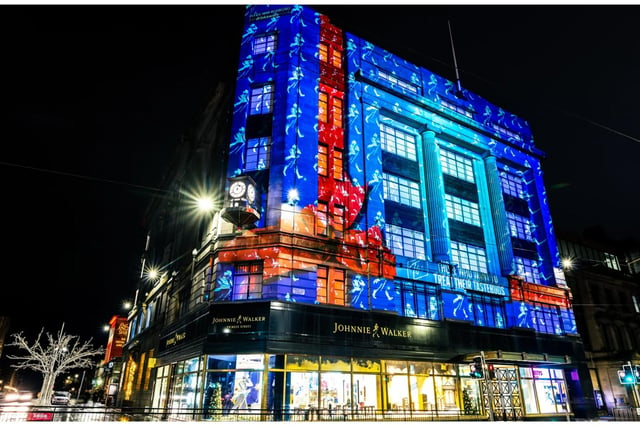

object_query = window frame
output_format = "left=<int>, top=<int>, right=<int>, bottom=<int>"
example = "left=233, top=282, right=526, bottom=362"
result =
left=253, top=32, right=278, bottom=55
left=440, top=149, right=475, bottom=183
left=380, top=123, right=417, bottom=161
left=387, top=224, right=426, bottom=260
left=249, top=84, right=274, bottom=115
left=383, top=173, right=421, bottom=208
left=233, top=262, right=264, bottom=300
left=451, top=241, right=488, bottom=274
left=245, top=136, right=272, bottom=171
left=445, top=194, right=481, bottom=226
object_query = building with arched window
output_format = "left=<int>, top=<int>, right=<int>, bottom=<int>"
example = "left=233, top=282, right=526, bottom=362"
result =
left=118, top=5, right=598, bottom=421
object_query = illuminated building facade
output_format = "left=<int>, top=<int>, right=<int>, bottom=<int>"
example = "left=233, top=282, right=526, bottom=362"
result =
left=120, top=5, right=597, bottom=421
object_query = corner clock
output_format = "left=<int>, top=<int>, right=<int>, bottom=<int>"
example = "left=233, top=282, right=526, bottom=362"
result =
left=222, top=175, right=260, bottom=227
left=229, top=180, right=247, bottom=199
left=246, top=182, right=256, bottom=203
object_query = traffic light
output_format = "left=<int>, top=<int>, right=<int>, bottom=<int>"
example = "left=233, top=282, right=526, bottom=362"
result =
left=487, top=363, right=496, bottom=380
left=469, top=357, right=483, bottom=378
left=618, top=365, right=636, bottom=385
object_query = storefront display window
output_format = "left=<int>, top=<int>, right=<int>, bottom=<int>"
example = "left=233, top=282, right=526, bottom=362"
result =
left=207, top=355, right=236, bottom=370
left=352, top=359, right=381, bottom=373
left=410, top=374, right=435, bottom=411
left=385, top=360, right=408, bottom=374
left=286, top=354, right=319, bottom=370
left=520, top=378, right=538, bottom=414
left=409, top=361, right=431, bottom=374
left=152, top=365, right=170, bottom=412
left=520, top=366, right=567, bottom=415
left=387, top=373, right=410, bottom=410
left=150, top=352, right=570, bottom=421
left=458, top=364, right=481, bottom=415
left=168, top=357, right=202, bottom=420
left=286, top=371, right=318, bottom=412
left=321, top=357, right=351, bottom=371
left=203, top=371, right=235, bottom=418
left=320, top=372, right=349, bottom=411
left=434, top=375, right=459, bottom=412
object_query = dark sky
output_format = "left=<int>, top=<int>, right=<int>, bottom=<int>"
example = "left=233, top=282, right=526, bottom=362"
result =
left=2, top=4, right=639, bottom=349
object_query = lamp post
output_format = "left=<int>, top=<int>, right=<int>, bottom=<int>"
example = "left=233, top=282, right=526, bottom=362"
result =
left=76, top=370, right=86, bottom=400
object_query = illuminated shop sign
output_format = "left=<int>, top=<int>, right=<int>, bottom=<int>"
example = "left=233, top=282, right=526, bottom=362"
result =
left=209, top=304, right=270, bottom=335
left=211, top=315, right=267, bottom=331
left=165, top=331, right=187, bottom=348
left=331, top=321, right=412, bottom=339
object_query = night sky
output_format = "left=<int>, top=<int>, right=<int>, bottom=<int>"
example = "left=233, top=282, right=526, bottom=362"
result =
left=2, top=4, right=639, bottom=352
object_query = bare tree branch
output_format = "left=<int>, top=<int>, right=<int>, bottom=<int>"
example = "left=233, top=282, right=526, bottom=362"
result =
left=6, top=325, right=104, bottom=405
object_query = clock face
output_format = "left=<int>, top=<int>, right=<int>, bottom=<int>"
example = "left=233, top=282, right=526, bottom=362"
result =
left=246, top=184, right=256, bottom=203
left=229, top=181, right=246, bottom=198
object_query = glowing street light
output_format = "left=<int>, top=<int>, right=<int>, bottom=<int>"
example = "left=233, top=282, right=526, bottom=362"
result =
left=196, top=196, right=215, bottom=213
left=561, top=258, right=573, bottom=270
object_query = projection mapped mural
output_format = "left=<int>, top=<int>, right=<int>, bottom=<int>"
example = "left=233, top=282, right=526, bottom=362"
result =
left=210, top=5, right=576, bottom=336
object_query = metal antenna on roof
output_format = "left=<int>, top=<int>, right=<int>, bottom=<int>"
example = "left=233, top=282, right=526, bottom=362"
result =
left=448, top=20, right=465, bottom=98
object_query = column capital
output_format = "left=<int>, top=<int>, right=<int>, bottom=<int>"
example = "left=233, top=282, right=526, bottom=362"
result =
left=418, top=124, right=437, bottom=135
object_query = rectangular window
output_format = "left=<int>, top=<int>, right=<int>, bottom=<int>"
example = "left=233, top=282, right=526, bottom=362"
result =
left=332, top=204, right=344, bottom=239
left=319, top=90, right=343, bottom=128
left=316, top=201, right=328, bottom=236
left=318, top=144, right=328, bottom=176
left=507, top=211, right=534, bottom=241
left=399, top=280, right=439, bottom=320
left=332, top=97, right=343, bottom=128
left=451, top=241, right=488, bottom=274
left=253, top=33, right=277, bottom=55
left=319, top=43, right=328, bottom=63
left=445, top=194, right=481, bottom=226
left=233, top=262, right=263, bottom=300
left=603, top=252, right=620, bottom=270
left=468, top=294, right=505, bottom=328
left=490, top=123, right=523, bottom=142
left=500, top=172, right=525, bottom=199
left=331, top=49, right=342, bottom=68
left=250, top=84, right=274, bottom=115
left=333, top=149, right=343, bottom=181
left=245, top=137, right=271, bottom=171
left=440, top=149, right=475, bottom=183
left=319, top=42, right=342, bottom=68
left=319, top=91, right=328, bottom=123
left=441, top=99, right=473, bottom=118
left=380, top=123, right=417, bottom=161
left=383, top=173, right=421, bottom=208
left=378, top=69, right=419, bottom=94
left=387, top=224, right=426, bottom=260
left=316, top=266, right=345, bottom=306
left=514, top=256, right=541, bottom=284
left=530, top=303, right=562, bottom=335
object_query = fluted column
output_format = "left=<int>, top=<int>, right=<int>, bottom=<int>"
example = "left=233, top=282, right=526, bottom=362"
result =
left=484, top=153, right=514, bottom=275
left=421, top=130, right=450, bottom=263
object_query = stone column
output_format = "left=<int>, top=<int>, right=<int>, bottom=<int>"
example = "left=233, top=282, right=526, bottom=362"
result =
left=421, top=129, right=450, bottom=263
left=484, top=153, right=514, bottom=275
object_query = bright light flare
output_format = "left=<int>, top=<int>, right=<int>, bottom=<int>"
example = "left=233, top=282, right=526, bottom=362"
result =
left=287, top=188, right=300, bottom=205
left=561, top=258, right=573, bottom=270
left=196, top=197, right=215, bottom=212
